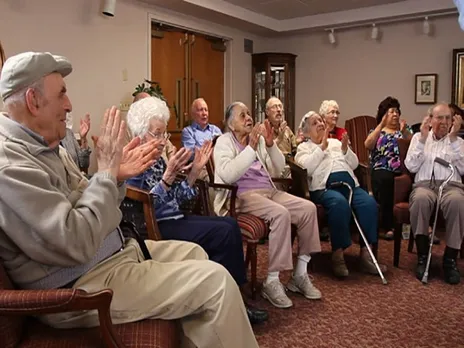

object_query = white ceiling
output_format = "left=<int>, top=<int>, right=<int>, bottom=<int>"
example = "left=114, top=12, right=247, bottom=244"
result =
left=140, top=0, right=458, bottom=35
left=222, top=0, right=407, bottom=20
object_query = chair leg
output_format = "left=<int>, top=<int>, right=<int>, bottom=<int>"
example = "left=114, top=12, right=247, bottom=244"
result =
left=407, top=230, right=415, bottom=253
left=461, top=240, right=464, bottom=259
left=246, top=242, right=258, bottom=300
left=393, top=222, right=402, bottom=268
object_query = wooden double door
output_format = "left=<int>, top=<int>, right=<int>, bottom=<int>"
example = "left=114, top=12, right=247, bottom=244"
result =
left=151, top=28, right=225, bottom=148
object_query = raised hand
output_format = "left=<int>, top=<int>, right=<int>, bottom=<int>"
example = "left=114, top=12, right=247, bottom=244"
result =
left=117, top=138, right=163, bottom=181
left=341, top=132, right=350, bottom=154
left=400, top=119, right=407, bottom=132
left=450, top=114, right=463, bottom=137
left=419, top=115, right=431, bottom=143
left=380, top=114, right=388, bottom=128
left=96, top=107, right=126, bottom=180
left=249, top=123, right=261, bottom=151
left=79, top=113, right=91, bottom=139
left=262, top=119, right=275, bottom=147
left=163, top=147, right=192, bottom=185
left=192, top=141, right=213, bottom=173
left=321, top=127, right=330, bottom=151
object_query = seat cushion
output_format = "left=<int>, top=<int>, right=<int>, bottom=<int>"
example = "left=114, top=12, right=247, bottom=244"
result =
left=237, top=213, right=268, bottom=242
left=19, top=318, right=179, bottom=348
left=394, top=202, right=410, bottom=224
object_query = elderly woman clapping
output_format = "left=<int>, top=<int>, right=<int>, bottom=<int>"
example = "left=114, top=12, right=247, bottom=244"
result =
left=125, top=96, right=269, bottom=325
left=214, top=101, right=321, bottom=309
left=319, top=100, right=347, bottom=140
left=295, top=111, right=386, bottom=278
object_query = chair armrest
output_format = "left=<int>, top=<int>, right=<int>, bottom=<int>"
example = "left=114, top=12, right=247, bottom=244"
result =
left=205, top=182, right=239, bottom=217
left=394, top=173, right=413, bottom=204
left=0, top=288, right=126, bottom=348
left=125, top=185, right=161, bottom=241
left=354, top=162, right=369, bottom=191
left=271, top=177, right=292, bottom=185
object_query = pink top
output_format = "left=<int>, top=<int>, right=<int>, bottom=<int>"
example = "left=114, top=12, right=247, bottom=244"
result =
left=232, top=135, right=273, bottom=196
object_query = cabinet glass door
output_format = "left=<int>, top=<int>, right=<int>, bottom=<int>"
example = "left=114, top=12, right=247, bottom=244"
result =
left=270, top=65, right=286, bottom=103
left=254, top=70, right=266, bottom=123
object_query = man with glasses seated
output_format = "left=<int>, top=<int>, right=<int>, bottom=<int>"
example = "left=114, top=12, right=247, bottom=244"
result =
left=126, top=96, right=269, bottom=324
left=405, top=103, right=464, bottom=284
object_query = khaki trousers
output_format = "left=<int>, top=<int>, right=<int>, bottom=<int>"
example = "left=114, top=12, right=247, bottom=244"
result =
left=410, top=181, right=464, bottom=250
left=42, top=239, right=259, bottom=348
left=237, top=188, right=321, bottom=272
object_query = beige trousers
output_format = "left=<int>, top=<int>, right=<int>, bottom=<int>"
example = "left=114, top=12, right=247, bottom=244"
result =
left=237, top=188, right=321, bottom=272
left=410, top=181, right=464, bottom=250
left=42, top=239, right=259, bottom=348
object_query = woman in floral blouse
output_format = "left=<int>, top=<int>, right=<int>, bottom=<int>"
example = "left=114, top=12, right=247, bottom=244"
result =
left=364, top=97, right=412, bottom=240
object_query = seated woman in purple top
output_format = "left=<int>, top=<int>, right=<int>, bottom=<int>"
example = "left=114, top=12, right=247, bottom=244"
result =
left=213, top=101, right=322, bottom=309
left=181, top=98, right=222, bottom=151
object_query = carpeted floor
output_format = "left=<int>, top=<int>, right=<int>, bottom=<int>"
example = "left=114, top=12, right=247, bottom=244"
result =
left=247, top=239, right=464, bottom=348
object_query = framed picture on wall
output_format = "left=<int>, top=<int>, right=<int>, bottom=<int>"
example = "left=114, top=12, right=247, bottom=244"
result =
left=0, top=41, right=5, bottom=71
left=415, top=74, right=437, bottom=104
left=451, top=48, right=464, bottom=108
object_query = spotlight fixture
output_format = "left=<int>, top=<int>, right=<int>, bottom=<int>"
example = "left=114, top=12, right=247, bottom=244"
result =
left=102, top=0, right=116, bottom=17
left=371, top=23, right=379, bottom=40
left=423, top=16, right=431, bottom=35
left=328, top=29, right=336, bottom=45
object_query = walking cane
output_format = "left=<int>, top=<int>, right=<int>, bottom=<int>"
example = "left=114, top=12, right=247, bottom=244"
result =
left=421, top=157, right=455, bottom=284
left=329, top=181, right=388, bottom=285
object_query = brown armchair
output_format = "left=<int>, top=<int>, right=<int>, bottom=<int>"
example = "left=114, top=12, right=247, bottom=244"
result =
left=345, top=115, right=377, bottom=192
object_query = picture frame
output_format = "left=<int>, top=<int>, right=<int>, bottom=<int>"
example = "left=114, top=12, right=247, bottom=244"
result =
left=414, top=73, right=437, bottom=104
left=0, top=41, right=5, bottom=71
left=451, top=48, right=464, bottom=108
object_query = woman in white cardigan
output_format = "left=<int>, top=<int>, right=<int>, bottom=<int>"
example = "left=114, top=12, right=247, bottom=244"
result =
left=213, top=101, right=321, bottom=309
left=295, top=111, right=386, bottom=278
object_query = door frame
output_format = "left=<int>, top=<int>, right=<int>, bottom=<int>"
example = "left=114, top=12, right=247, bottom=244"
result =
left=146, top=12, right=232, bottom=110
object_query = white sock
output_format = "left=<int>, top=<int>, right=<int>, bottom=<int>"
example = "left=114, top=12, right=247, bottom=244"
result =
left=294, top=254, right=311, bottom=276
left=266, top=271, right=279, bottom=284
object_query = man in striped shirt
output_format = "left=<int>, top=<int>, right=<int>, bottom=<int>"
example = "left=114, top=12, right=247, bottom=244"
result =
left=405, top=102, right=464, bottom=284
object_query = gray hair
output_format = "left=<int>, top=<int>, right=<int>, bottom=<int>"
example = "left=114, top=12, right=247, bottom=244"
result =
left=300, top=111, right=319, bottom=133
left=224, top=101, right=243, bottom=131
left=319, top=100, right=339, bottom=117
left=3, top=78, right=45, bottom=111
left=126, top=96, right=170, bottom=138
left=265, top=96, right=281, bottom=110
left=428, top=102, right=451, bottom=117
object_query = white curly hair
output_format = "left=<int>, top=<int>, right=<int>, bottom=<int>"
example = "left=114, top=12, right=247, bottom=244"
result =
left=126, top=96, right=170, bottom=138
left=319, top=100, right=339, bottom=117
left=299, top=111, right=319, bottom=133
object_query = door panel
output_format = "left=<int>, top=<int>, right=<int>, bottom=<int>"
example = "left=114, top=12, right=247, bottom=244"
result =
left=190, top=35, right=225, bottom=130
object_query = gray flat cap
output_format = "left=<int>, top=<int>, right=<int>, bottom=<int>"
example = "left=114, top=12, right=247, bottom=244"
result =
left=0, top=52, right=72, bottom=101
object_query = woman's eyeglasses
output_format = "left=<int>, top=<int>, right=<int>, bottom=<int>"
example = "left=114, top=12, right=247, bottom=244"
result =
left=147, top=131, right=171, bottom=140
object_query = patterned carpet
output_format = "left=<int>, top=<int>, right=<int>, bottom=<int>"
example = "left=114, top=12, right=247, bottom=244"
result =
left=247, top=239, right=464, bottom=348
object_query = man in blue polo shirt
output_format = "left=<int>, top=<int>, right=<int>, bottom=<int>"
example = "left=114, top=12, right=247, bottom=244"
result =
left=181, top=98, right=222, bottom=151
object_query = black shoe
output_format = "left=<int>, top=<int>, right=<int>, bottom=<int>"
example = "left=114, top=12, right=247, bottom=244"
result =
left=443, top=258, right=461, bottom=285
left=416, top=254, right=427, bottom=281
left=245, top=304, right=269, bottom=325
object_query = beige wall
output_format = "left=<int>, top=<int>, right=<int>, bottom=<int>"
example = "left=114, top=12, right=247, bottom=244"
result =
left=0, top=0, right=263, bottom=171
left=261, top=15, right=464, bottom=130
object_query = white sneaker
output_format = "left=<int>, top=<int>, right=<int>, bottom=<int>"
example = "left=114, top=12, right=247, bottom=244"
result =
left=287, top=273, right=322, bottom=300
left=261, top=279, right=293, bottom=308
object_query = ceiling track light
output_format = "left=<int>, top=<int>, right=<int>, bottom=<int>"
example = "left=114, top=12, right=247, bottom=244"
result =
left=328, top=29, right=336, bottom=45
left=423, top=16, right=431, bottom=35
left=371, top=23, right=379, bottom=40
left=102, top=0, right=116, bottom=17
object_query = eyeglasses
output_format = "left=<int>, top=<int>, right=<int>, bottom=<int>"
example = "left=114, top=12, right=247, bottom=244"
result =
left=328, top=110, right=340, bottom=116
left=269, top=104, right=283, bottom=110
left=147, top=130, right=171, bottom=140
left=433, top=115, right=452, bottom=122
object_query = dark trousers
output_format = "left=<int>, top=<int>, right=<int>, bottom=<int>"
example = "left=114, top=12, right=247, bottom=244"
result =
left=158, top=215, right=247, bottom=286
left=371, top=169, right=398, bottom=231
left=311, top=172, right=378, bottom=251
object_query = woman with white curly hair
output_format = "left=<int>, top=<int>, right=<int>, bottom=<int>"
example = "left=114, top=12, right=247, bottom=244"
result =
left=125, top=96, right=268, bottom=325
left=319, top=100, right=347, bottom=141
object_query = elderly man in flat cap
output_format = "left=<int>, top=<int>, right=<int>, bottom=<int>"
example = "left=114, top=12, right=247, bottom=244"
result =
left=0, top=52, right=259, bottom=348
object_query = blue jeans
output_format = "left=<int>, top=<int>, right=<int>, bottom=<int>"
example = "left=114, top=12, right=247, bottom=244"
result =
left=311, top=172, right=378, bottom=250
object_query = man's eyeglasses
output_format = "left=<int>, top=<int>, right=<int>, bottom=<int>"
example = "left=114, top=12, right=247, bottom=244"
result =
left=433, top=115, right=452, bottom=122
left=147, top=130, right=171, bottom=140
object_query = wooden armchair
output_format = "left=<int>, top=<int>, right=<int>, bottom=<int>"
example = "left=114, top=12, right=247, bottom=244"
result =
left=393, top=138, right=464, bottom=267
left=345, top=115, right=377, bottom=192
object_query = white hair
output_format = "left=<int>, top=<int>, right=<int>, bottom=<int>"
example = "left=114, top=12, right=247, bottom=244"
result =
left=224, top=101, right=243, bottom=132
left=265, top=96, right=281, bottom=110
left=126, top=96, right=170, bottom=138
left=319, top=100, right=339, bottom=117
left=300, top=111, right=319, bottom=133
left=3, top=78, right=45, bottom=111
